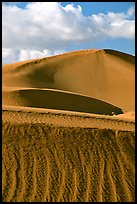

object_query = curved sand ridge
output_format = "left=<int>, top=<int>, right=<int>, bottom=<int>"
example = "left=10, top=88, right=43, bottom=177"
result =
left=2, top=88, right=123, bottom=115
left=2, top=107, right=135, bottom=131
left=2, top=49, right=135, bottom=202
left=2, top=49, right=135, bottom=112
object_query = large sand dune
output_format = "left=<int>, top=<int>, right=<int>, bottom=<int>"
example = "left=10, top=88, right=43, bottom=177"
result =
left=2, top=49, right=134, bottom=111
left=2, top=49, right=135, bottom=202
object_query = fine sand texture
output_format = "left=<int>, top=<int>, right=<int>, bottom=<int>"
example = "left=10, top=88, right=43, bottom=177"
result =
left=2, top=121, right=135, bottom=202
left=2, top=49, right=135, bottom=202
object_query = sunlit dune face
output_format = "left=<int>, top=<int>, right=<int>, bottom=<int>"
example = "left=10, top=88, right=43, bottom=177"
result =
left=2, top=49, right=135, bottom=113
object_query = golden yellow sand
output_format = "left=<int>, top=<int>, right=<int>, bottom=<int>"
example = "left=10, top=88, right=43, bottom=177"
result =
left=2, top=88, right=123, bottom=115
left=2, top=49, right=134, bottom=111
left=2, top=119, right=135, bottom=202
left=2, top=49, right=135, bottom=202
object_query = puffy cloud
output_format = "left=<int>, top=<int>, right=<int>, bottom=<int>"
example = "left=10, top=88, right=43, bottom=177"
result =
left=19, top=49, right=64, bottom=61
left=89, top=11, right=134, bottom=39
left=2, top=2, right=135, bottom=63
left=2, top=48, right=65, bottom=64
left=2, top=48, right=19, bottom=64
left=127, top=5, right=135, bottom=17
left=19, top=49, right=52, bottom=62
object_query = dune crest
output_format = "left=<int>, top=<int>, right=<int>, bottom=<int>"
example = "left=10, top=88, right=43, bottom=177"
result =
left=2, top=49, right=135, bottom=112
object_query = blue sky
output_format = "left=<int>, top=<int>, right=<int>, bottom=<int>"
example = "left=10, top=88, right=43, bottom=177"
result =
left=61, top=2, right=135, bottom=16
left=61, top=2, right=135, bottom=54
left=2, top=2, right=135, bottom=63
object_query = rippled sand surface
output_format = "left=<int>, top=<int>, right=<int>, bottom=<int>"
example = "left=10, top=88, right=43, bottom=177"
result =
left=2, top=122, right=135, bottom=202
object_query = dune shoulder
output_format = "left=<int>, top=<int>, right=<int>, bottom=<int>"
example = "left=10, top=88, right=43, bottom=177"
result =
left=2, top=49, right=134, bottom=112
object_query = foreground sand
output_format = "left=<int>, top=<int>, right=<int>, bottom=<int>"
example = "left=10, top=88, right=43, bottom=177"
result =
left=2, top=49, right=135, bottom=202
left=2, top=106, right=135, bottom=131
left=2, top=110, right=135, bottom=202
left=2, top=107, right=135, bottom=202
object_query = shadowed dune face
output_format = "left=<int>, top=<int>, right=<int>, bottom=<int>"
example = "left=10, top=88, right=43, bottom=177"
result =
left=2, top=89, right=123, bottom=115
left=2, top=49, right=135, bottom=112
left=2, top=123, right=135, bottom=202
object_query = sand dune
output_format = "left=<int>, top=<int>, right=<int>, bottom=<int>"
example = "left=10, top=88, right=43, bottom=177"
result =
left=2, top=88, right=123, bottom=115
left=2, top=49, right=135, bottom=202
left=2, top=49, right=135, bottom=111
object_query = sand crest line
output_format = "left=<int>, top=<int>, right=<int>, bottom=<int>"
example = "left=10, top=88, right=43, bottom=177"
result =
left=2, top=106, right=135, bottom=132
left=3, top=49, right=134, bottom=112
left=2, top=105, right=135, bottom=122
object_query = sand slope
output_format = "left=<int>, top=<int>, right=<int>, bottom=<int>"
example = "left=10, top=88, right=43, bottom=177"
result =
left=2, top=88, right=123, bottom=115
left=2, top=49, right=135, bottom=111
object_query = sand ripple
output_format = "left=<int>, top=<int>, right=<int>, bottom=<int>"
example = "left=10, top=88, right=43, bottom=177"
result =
left=2, top=124, right=135, bottom=202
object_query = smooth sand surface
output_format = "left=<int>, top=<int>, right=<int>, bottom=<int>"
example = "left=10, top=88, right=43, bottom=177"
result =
left=2, top=49, right=135, bottom=202
left=2, top=88, right=123, bottom=115
left=3, top=49, right=134, bottom=111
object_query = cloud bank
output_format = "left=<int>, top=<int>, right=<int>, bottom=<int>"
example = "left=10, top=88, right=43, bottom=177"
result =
left=2, top=2, right=135, bottom=63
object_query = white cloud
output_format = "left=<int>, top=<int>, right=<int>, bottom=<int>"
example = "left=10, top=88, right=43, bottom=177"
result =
left=127, top=5, right=135, bottom=17
left=19, top=49, right=51, bottom=61
left=19, top=48, right=65, bottom=61
left=2, top=48, right=19, bottom=64
left=2, top=2, right=135, bottom=63
left=2, top=47, right=65, bottom=64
